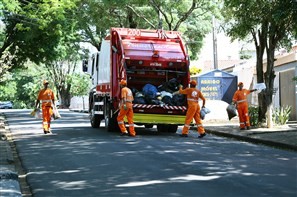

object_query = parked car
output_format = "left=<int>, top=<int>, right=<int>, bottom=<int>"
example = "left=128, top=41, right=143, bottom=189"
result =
left=0, top=101, right=13, bottom=109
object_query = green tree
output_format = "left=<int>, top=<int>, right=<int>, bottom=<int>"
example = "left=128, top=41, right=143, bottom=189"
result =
left=0, top=62, right=48, bottom=108
left=0, top=0, right=78, bottom=76
left=223, top=0, right=297, bottom=125
left=70, top=73, right=91, bottom=110
left=76, top=0, right=221, bottom=59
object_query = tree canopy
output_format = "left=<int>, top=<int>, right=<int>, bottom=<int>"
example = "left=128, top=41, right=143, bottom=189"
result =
left=223, top=0, right=297, bottom=124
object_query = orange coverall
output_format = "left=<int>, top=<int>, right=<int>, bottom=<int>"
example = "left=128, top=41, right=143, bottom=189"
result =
left=117, top=87, right=136, bottom=136
left=37, top=88, right=55, bottom=132
left=179, top=87, right=206, bottom=135
left=232, top=89, right=251, bottom=129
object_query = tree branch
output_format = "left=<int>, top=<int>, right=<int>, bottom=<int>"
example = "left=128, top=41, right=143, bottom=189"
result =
left=126, top=5, right=156, bottom=29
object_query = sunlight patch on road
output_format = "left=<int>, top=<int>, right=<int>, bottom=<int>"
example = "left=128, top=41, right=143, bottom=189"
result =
left=181, top=160, right=217, bottom=165
left=54, top=170, right=81, bottom=174
left=115, top=174, right=220, bottom=187
left=51, top=180, right=89, bottom=190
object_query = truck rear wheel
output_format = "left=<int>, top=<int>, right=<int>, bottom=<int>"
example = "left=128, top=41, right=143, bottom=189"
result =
left=157, top=124, right=166, bottom=133
left=167, top=125, right=178, bottom=133
left=157, top=124, right=178, bottom=133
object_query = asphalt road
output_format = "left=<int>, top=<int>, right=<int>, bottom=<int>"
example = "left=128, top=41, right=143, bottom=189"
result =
left=4, top=110, right=297, bottom=197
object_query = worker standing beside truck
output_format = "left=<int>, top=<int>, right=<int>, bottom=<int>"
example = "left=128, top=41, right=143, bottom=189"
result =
left=179, top=80, right=206, bottom=138
left=35, top=80, right=55, bottom=134
left=232, top=82, right=257, bottom=130
left=117, top=80, right=136, bottom=137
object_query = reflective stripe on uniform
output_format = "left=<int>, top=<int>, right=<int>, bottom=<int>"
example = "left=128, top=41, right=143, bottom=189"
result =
left=187, top=98, right=198, bottom=102
left=42, top=100, right=52, bottom=102
left=184, top=124, right=190, bottom=128
left=237, top=99, right=247, bottom=103
left=197, top=124, right=203, bottom=127
left=129, top=124, right=134, bottom=127
left=118, top=121, right=124, bottom=125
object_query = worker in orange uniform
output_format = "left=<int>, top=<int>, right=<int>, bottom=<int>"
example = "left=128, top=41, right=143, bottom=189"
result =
left=35, top=80, right=55, bottom=134
left=179, top=80, right=206, bottom=138
left=232, top=82, right=257, bottom=130
left=117, top=79, right=136, bottom=137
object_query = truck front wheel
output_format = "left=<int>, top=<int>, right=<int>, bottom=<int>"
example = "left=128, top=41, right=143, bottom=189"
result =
left=90, top=110, right=101, bottom=128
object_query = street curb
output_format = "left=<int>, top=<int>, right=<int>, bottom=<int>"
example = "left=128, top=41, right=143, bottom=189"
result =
left=0, top=113, right=32, bottom=196
left=0, top=114, right=22, bottom=197
left=206, top=129, right=297, bottom=152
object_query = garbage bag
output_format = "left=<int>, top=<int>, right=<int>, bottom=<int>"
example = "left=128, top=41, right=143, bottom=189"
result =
left=162, top=96, right=174, bottom=106
left=142, top=84, right=158, bottom=99
left=200, top=107, right=211, bottom=120
left=158, top=78, right=180, bottom=92
left=133, top=97, right=146, bottom=104
left=172, top=94, right=186, bottom=106
left=135, top=92, right=144, bottom=97
left=167, top=78, right=180, bottom=91
left=226, top=104, right=237, bottom=120
left=160, top=91, right=172, bottom=98
left=131, top=87, right=139, bottom=95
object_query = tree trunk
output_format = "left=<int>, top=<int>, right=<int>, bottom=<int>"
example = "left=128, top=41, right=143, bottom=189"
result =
left=258, top=38, right=276, bottom=127
left=254, top=30, right=266, bottom=124
left=57, top=84, right=72, bottom=109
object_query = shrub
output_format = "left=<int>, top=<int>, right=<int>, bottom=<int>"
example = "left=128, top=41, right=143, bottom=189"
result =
left=272, top=105, right=292, bottom=125
left=248, top=106, right=259, bottom=127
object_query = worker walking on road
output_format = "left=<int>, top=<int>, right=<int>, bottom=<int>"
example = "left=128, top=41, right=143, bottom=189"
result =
left=35, top=80, right=55, bottom=134
left=179, top=80, right=206, bottom=138
left=232, top=82, right=257, bottom=130
left=117, top=80, right=136, bottom=137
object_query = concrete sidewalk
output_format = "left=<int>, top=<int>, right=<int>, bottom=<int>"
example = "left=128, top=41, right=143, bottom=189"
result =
left=203, top=121, right=297, bottom=151
left=1, top=112, right=296, bottom=196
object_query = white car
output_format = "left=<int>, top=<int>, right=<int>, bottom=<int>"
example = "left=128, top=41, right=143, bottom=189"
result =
left=0, top=101, right=13, bottom=109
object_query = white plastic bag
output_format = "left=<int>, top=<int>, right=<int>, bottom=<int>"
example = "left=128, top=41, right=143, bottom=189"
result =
left=30, top=109, right=42, bottom=119
left=253, top=83, right=266, bottom=93
left=52, top=106, right=61, bottom=120
left=200, top=107, right=211, bottom=120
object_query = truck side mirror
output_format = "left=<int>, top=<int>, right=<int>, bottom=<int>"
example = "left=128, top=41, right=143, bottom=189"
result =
left=82, top=59, right=88, bottom=72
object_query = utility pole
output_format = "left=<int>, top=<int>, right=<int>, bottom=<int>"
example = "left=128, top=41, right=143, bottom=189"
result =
left=212, top=16, right=218, bottom=70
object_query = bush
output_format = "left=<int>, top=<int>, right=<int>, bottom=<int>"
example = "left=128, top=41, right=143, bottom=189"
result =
left=248, top=106, right=259, bottom=127
left=272, top=105, right=292, bottom=125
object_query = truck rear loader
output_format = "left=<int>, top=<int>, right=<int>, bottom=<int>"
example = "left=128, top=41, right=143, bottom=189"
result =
left=83, top=28, right=190, bottom=133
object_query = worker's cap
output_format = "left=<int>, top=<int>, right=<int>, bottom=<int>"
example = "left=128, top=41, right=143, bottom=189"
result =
left=43, top=80, right=49, bottom=85
left=238, top=82, right=243, bottom=86
left=190, top=80, right=197, bottom=86
left=120, top=79, right=127, bottom=86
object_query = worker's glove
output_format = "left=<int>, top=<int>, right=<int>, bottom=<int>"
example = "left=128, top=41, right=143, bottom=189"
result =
left=123, top=104, right=127, bottom=110
left=178, top=85, right=183, bottom=89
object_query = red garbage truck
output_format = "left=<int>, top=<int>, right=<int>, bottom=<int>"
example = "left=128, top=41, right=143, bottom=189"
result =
left=84, top=27, right=190, bottom=133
